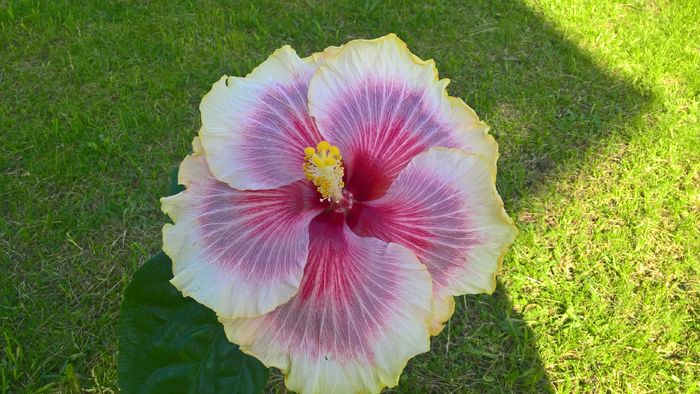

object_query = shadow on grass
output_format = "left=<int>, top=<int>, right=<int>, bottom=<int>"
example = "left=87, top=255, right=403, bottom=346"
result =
left=398, top=282, right=552, bottom=393
left=232, top=0, right=648, bottom=392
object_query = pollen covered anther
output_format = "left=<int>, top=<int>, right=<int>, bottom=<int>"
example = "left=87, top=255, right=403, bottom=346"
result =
left=303, top=141, right=345, bottom=203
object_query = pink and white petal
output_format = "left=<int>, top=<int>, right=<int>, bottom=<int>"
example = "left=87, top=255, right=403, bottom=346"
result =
left=308, top=33, right=496, bottom=201
left=221, top=212, right=434, bottom=394
left=199, top=45, right=323, bottom=190
left=349, top=147, right=517, bottom=315
left=161, top=137, right=324, bottom=318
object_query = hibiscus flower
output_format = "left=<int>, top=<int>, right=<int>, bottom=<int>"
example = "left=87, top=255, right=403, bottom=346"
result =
left=160, top=34, right=516, bottom=394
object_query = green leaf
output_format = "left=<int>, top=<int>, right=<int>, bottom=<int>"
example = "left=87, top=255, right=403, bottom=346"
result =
left=118, top=167, right=268, bottom=393
left=169, top=166, right=185, bottom=196
left=118, top=252, right=269, bottom=393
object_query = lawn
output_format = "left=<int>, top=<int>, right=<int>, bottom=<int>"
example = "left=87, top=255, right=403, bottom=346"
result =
left=2, top=0, right=698, bottom=392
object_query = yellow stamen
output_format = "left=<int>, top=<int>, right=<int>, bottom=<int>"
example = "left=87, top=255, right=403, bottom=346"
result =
left=303, top=140, right=345, bottom=202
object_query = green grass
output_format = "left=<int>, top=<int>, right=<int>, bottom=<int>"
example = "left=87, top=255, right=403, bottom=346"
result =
left=2, top=0, right=698, bottom=392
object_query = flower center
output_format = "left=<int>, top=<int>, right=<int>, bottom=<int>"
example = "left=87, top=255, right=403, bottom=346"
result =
left=303, top=140, right=345, bottom=203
